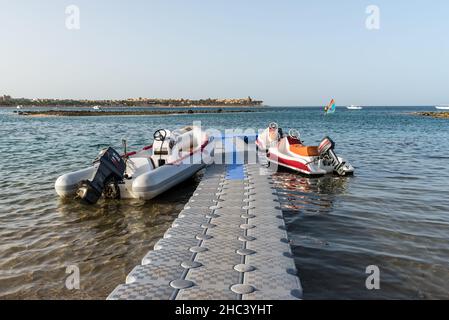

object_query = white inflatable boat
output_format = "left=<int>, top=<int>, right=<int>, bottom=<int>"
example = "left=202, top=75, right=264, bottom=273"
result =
left=55, top=126, right=214, bottom=204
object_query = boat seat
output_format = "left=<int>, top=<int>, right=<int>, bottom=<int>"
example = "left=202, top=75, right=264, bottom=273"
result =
left=290, top=144, right=320, bottom=157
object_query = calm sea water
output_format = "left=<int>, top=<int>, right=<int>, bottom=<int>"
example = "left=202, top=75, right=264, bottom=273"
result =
left=1, top=106, right=448, bottom=299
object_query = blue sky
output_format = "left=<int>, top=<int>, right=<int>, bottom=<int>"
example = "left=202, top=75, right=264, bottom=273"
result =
left=1, top=0, right=448, bottom=105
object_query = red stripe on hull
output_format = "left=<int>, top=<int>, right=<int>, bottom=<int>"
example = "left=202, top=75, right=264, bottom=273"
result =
left=268, top=153, right=311, bottom=173
left=123, top=144, right=153, bottom=158
left=168, top=138, right=211, bottom=165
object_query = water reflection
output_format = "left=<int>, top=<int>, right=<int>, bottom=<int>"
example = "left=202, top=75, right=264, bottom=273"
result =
left=273, top=170, right=349, bottom=216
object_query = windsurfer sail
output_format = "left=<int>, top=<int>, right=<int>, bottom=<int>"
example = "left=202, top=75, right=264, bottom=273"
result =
left=324, top=99, right=336, bottom=115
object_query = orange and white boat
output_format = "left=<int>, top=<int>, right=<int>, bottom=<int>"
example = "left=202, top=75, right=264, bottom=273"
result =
left=260, top=125, right=354, bottom=176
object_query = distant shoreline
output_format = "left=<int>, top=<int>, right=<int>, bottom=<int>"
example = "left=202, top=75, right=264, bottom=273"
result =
left=1, top=104, right=264, bottom=109
left=14, top=109, right=258, bottom=117
left=0, top=96, right=264, bottom=108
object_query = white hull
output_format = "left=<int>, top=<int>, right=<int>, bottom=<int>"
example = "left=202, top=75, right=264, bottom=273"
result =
left=55, top=162, right=208, bottom=200
left=347, top=106, right=363, bottom=110
left=435, top=106, right=449, bottom=110
left=267, top=148, right=352, bottom=176
left=55, top=126, right=214, bottom=201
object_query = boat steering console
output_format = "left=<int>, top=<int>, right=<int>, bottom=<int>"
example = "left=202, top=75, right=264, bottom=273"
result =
left=153, top=129, right=168, bottom=167
left=153, top=129, right=167, bottom=142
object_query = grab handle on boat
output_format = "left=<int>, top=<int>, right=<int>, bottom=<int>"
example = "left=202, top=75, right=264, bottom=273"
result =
left=122, top=139, right=127, bottom=156
left=122, top=139, right=129, bottom=176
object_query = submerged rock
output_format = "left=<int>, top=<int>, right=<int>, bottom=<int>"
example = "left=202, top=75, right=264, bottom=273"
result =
left=414, top=112, right=449, bottom=119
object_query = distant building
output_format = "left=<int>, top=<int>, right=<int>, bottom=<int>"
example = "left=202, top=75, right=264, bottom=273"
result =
left=0, top=95, right=11, bottom=101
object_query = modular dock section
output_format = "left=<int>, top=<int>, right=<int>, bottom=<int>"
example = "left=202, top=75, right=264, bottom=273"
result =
left=107, top=137, right=302, bottom=300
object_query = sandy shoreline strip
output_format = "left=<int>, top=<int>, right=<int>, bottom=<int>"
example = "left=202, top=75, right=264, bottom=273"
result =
left=16, top=109, right=258, bottom=117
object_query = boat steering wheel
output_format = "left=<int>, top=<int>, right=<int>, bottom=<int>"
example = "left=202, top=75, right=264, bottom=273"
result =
left=288, top=129, right=301, bottom=140
left=153, top=129, right=167, bottom=142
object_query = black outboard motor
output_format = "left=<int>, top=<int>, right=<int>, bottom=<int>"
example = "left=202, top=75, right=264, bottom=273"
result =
left=318, top=136, right=347, bottom=176
left=76, top=147, right=126, bottom=204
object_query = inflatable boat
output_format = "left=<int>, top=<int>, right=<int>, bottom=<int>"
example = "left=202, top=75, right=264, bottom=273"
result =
left=260, top=125, right=354, bottom=176
left=55, top=126, right=214, bottom=204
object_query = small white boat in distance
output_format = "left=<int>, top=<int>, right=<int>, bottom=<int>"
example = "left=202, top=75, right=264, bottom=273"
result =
left=347, top=105, right=363, bottom=110
left=92, top=105, right=102, bottom=111
left=55, top=126, right=214, bottom=204
left=16, top=105, right=23, bottom=109
left=435, top=105, right=449, bottom=110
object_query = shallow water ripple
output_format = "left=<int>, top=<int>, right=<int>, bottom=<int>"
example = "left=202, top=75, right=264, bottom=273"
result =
left=1, top=106, right=449, bottom=299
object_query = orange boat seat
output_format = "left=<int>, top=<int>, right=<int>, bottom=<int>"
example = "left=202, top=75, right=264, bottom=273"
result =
left=290, top=144, right=320, bottom=157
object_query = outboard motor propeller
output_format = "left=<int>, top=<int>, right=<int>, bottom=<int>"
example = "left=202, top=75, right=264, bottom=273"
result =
left=318, top=137, right=347, bottom=176
left=76, top=147, right=126, bottom=204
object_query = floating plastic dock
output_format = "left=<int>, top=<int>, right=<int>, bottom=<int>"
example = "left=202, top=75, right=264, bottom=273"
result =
left=107, top=137, right=302, bottom=300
